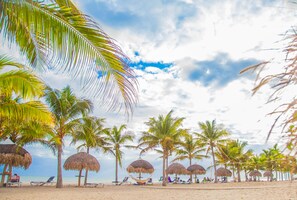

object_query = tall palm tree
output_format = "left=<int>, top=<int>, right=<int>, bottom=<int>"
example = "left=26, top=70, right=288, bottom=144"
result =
left=0, top=0, right=138, bottom=114
left=172, top=133, right=207, bottom=182
left=45, top=86, right=93, bottom=188
left=138, top=110, right=185, bottom=186
left=71, top=116, right=110, bottom=185
left=195, top=120, right=229, bottom=183
left=260, top=149, right=275, bottom=181
left=227, top=140, right=253, bottom=182
left=105, top=124, right=134, bottom=184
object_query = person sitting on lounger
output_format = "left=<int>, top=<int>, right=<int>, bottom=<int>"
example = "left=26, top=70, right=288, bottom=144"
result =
left=10, top=174, right=20, bottom=183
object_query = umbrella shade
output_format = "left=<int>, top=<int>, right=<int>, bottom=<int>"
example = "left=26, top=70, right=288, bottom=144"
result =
left=215, top=167, right=232, bottom=177
left=63, top=152, right=100, bottom=172
left=166, top=163, right=189, bottom=175
left=249, top=170, right=262, bottom=177
left=126, top=159, right=154, bottom=174
left=263, top=171, right=273, bottom=177
left=0, top=144, right=32, bottom=169
left=187, top=164, right=206, bottom=175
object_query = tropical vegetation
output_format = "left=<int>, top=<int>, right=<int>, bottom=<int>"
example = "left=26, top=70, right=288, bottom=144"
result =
left=104, top=125, right=134, bottom=184
left=138, top=110, right=186, bottom=186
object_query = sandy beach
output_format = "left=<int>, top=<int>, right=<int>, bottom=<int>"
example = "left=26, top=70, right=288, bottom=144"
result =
left=1, top=181, right=297, bottom=200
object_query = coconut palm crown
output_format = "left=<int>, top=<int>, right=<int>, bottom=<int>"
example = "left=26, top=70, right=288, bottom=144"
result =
left=195, top=120, right=229, bottom=183
left=0, top=0, right=138, bottom=115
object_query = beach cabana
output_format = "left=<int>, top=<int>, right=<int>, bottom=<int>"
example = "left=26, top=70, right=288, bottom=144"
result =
left=0, top=144, right=32, bottom=186
left=166, top=163, right=189, bottom=183
left=249, top=170, right=262, bottom=181
left=264, top=171, right=273, bottom=181
left=63, top=152, right=100, bottom=187
left=187, top=164, right=206, bottom=183
left=215, top=167, right=232, bottom=182
left=127, top=159, right=154, bottom=178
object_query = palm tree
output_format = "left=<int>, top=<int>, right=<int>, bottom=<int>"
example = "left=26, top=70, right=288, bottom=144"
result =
left=105, top=124, right=134, bottom=184
left=227, top=140, right=253, bottom=182
left=138, top=110, right=185, bottom=186
left=195, top=120, right=229, bottom=183
left=71, top=116, right=110, bottom=185
left=0, top=54, right=54, bottom=186
left=246, top=155, right=263, bottom=181
left=0, top=1, right=138, bottom=114
left=0, top=54, right=53, bottom=131
left=172, top=133, right=207, bottom=182
left=45, top=86, right=93, bottom=188
left=260, top=149, right=275, bottom=181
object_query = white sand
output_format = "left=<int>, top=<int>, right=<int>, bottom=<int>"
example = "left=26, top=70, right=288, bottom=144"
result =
left=1, top=181, right=297, bottom=200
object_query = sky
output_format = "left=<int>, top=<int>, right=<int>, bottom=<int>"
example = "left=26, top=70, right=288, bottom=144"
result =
left=1, top=0, right=297, bottom=183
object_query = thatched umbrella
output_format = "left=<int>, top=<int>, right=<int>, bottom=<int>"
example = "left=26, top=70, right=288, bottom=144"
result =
left=249, top=170, right=262, bottom=177
left=249, top=170, right=262, bottom=181
left=126, top=159, right=154, bottom=180
left=215, top=167, right=232, bottom=177
left=63, top=152, right=100, bottom=187
left=0, top=144, right=32, bottom=186
left=187, top=164, right=206, bottom=183
left=166, top=163, right=189, bottom=181
left=187, top=164, right=206, bottom=175
left=264, top=171, right=273, bottom=181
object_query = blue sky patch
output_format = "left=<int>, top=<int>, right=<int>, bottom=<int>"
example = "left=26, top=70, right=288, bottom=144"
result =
left=130, top=60, right=173, bottom=71
left=188, top=54, right=258, bottom=86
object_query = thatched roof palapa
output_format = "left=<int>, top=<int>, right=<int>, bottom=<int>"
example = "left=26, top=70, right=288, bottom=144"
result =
left=166, top=163, right=189, bottom=175
left=187, top=164, right=206, bottom=175
left=63, top=152, right=100, bottom=172
left=249, top=170, right=262, bottom=177
left=127, top=159, right=154, bottom=174
left=263, top=171, right=273, bottom=177
left=215, top=167, right=232, bottom=177
left=0, top=144, right=32, bottom=169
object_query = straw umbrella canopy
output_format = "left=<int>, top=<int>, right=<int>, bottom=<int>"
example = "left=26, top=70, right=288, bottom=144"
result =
left=187, top=164, right=206, bottom=183
left=0, top=144, right=32, bottom=169
left=63, top=152, right=100, bottom=187
left=126, top=159, right=154, bottom=180
left=166, top=163, right=189, bottom=181
left=249, top=170, right=262, bottom=177
left=263, top=171, right=272, bottom=177
left=187, top=164, right=206, bottom=175
left=263, top=171, right=273, bottom=181
left=215, top=167, right=232, bottom=177
left=0, top=144, right=32, bottom=186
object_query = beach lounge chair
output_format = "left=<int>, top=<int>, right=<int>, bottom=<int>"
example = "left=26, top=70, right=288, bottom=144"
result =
left=112, top=177, right=130, bottom=185
left=84, top=182, right=104, bottom=188
left=7, top=174, right=21, bottom=187
left=30, top=176, right=55, bottom=186
left=130, top=176, right=151, bottom=185
left=147, top=178, right=153, bottom=185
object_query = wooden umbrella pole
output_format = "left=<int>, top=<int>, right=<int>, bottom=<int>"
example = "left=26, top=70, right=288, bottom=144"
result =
left=78, top=169, right=82, bottom=187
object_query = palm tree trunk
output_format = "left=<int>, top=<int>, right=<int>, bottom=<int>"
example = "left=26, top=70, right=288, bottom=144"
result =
left=7, top=164, right=12, bottom=183
left=78, top=169, right=82, bottom=187
left=84, top=147, right=90, bottom=186
left=115, top=153, right=118, bottom=184
left=0, top=164, right=8, bottom=187
left=189, top=158, right=192, bottom=183
left=244, top=169, right=247, bottom=182
left=56, top=144, right=63, bottom=188
left=162, top=152, right=167, bottom=186
left=211, top=145, right=217, bottom=183
left=237, top=165, right=241, bottom=182
left=166, top=154, right=169, bottom=183
left=232, top=167, right=236, bottom=182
